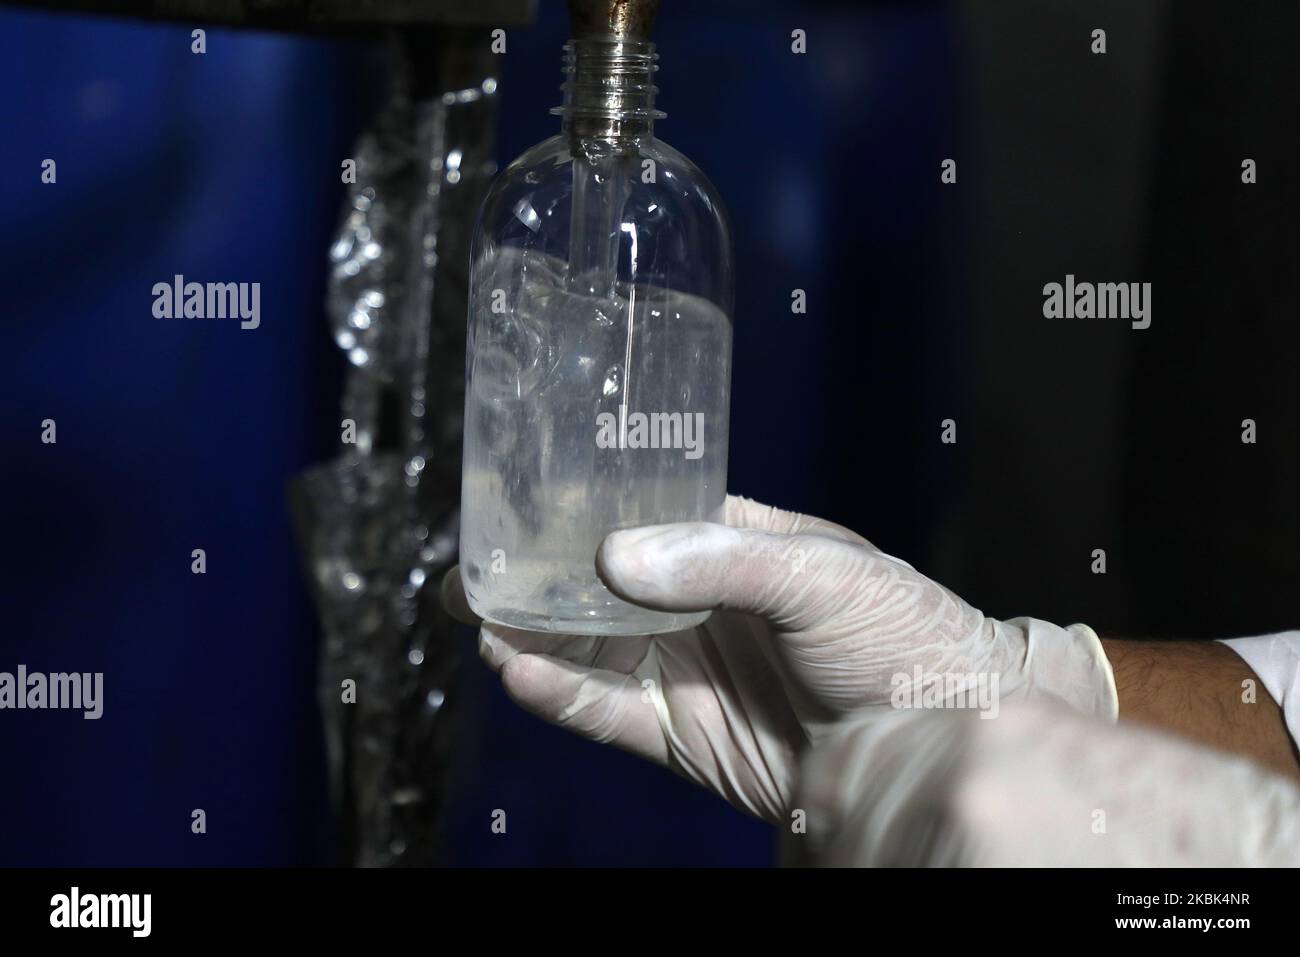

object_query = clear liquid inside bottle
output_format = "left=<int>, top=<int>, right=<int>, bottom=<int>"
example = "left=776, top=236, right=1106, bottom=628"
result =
left=459, top=38, right=733, bottom=635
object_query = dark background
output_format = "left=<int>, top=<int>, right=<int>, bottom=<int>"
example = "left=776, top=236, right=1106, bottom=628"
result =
left=1, top=0, right=1296, bottom=865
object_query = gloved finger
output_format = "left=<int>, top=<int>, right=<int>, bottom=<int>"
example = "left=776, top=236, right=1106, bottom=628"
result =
left=439, top=566, right=481, bottom=626
left=480, top=623, right=669, bottom=765
left=788, top=708, right=972, bottom=867
left=596, top=521, right=890, bottom=631
left=442, top=500, right=871, bottom=624
left=724, top=494, right=873, bottom=548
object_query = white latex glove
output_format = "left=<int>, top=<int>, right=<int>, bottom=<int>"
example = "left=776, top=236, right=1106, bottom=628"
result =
left=791, top=699, right=1300, bottom=866
left=441, top=494, right=1118, bottom=823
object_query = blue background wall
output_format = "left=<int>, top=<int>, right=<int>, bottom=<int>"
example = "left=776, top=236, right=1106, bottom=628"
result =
left=0, top=1, right=961, bottom=866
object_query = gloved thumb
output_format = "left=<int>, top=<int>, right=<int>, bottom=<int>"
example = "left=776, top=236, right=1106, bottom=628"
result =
left=596, top=520, right=885, bottom=632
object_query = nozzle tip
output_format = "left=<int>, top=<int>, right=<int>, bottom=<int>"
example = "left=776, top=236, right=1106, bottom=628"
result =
left=567, top=0, right=660, bottom=41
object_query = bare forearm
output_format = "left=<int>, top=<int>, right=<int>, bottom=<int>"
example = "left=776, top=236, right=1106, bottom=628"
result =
left=1100, top=638, right=1300, bottom=780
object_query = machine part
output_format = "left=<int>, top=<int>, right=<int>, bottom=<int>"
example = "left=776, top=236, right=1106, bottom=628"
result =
left=567, top=0, right=659, bottom=41
left=1, top=0, right=533, bottom=30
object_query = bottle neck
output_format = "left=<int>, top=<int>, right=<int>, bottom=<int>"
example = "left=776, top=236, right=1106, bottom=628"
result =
left=552, top=37, right=665, bottom=144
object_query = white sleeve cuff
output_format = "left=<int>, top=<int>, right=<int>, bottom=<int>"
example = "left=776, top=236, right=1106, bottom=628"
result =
left=1218, top=631, right=1300, bottom=748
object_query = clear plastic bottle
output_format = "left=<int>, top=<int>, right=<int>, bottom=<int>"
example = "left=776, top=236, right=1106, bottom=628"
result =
left=459, top=34, right=734, bottom=636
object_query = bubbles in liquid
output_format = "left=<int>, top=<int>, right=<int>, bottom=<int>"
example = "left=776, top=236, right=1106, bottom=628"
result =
left=461, top=247, right=731, bottom=635
left=472, top=312, right=549, bottom=402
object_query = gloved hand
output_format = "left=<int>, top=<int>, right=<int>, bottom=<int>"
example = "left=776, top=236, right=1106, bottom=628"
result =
left=790, top=699, right=1300, bottom=866
left=441, top=494, right=1118, bottom=823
